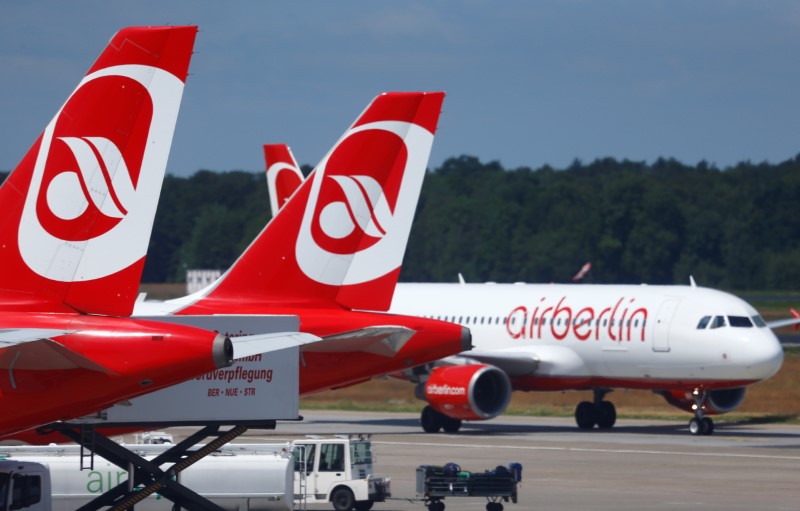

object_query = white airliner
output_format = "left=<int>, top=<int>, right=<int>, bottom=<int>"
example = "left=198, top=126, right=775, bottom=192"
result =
left=262, top=144, right=786, bottom=436
left=389, top=281, right=784, bottom=436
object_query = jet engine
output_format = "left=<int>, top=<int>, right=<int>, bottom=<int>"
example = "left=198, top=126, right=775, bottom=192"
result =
left=420, top=364, right=512, bottom=421
left=657, top=387, right=747, bottom=415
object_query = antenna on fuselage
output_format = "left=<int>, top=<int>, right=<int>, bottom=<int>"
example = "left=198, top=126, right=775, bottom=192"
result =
left=689, top=275, right=697, bottom=288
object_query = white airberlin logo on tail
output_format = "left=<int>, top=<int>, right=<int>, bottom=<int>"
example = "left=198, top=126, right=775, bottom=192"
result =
left=318, top=175, right=393, bottom=239
left=296, top=120, right=434, bottom=286
left=47, top=137, right=134, bottom=220
left=18, top=64, right=185, bottom=282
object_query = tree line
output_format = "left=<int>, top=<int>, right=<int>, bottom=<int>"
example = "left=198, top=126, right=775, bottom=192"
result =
left=2, top=154, right=799, bottom=290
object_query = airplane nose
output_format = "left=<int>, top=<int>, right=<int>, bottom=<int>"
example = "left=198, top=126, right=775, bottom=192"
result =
left=744, top=331, right=784, bottom=380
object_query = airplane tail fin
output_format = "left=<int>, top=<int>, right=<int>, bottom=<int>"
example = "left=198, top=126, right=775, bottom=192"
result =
left=0, top=26, right=197, bottom=316
left=265, top=144, right=304, bottom=217
left=185, top=92, right=445, bottom=312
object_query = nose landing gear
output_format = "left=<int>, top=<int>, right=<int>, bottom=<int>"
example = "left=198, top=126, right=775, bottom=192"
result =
left=688, top=388, right=714, bottom=435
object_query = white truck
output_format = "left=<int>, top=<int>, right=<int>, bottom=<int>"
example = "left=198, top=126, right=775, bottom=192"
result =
left=0, top=435, right=389, bottom=511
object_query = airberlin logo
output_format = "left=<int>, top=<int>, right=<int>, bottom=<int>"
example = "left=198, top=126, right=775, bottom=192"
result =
left=296, top=120, right=435, bottom=286
left=315, top=174, right=393, bottom=245
left=38, top=136, right=136, bottom=241
left=18, top=64, right=185, bottom=282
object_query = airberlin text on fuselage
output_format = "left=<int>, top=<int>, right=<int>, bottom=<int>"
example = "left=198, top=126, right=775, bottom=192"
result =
left=506, top=296, right=648, bottom=342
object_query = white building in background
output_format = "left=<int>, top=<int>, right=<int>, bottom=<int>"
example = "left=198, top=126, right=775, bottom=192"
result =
left=186, top=269, right=222, bottom=294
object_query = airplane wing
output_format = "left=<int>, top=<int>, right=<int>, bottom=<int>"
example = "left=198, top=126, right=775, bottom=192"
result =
left=442, top=350, right=540, bottom=377
left=302, top=326, right=415, bottom=357
left=231, top=331, right=322, bottom=359
left=767, top=317, right=800, bottom=329
left=767, top=307, right=800, bottom=330
left=0, top=329, right=115, bottom=373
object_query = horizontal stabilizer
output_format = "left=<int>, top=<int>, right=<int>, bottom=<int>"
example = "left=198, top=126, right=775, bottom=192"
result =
left=0, top=331, right=115, bottom=373
left=304, top=326, right=415, bottom=357
left=231, top=331, right=321, bottom=359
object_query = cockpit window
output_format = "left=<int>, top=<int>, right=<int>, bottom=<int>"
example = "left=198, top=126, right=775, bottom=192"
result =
left=728, top=316, right=753, bottom=328
left=710, top=316, right=726, bottom=329
left=696, top=316, right=711, bottom=329
left=752, top=315, right=767, bottom=328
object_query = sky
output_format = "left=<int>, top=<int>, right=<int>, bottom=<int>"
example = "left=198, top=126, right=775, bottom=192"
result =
left=1, top=1, right=799, bottom=177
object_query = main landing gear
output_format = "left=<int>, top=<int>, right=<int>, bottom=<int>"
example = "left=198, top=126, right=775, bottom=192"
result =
left=575, top=389, right=616, bottom=430
left=688, top=388, right=714, bottom=436
left=421, top=405, right=462, bottom=433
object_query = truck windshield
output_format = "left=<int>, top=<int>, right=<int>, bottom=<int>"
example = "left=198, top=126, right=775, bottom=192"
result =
left=350, top=441, right=373, bottom=466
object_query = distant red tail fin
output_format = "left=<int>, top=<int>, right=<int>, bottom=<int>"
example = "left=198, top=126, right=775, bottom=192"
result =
left=791, top=308, right=799, bottom=332
left=0, top=26, right=197, bottom=315
left=264, top=144, right=304, bottom=217
left=186, top=92, right=445, bottom=312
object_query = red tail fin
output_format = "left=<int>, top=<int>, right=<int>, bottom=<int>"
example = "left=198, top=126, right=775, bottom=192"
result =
left=265, top=144, right=304, bottom=217
left=185, top=92, right=445, bottom=312
left=0, top=26, right=197, bottom=315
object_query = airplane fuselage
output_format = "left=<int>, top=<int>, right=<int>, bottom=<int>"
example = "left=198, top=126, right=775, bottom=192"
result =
left=389, top=283, right=784, bottom=392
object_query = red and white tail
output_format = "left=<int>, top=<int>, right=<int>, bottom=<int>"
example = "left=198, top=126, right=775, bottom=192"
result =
left=183, top=92, right=445, bottom=313
left=265, top=144, right=304, bottom=217
left=0, top=26, right=197, bottom=316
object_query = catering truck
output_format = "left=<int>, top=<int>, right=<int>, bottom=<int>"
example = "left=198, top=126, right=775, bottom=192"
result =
left=0, top=435, right=389, bottom=511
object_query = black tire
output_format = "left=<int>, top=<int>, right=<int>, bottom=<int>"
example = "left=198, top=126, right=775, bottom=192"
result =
left=331, top=487, right=355, bottom=511
left=421, top=405, right=443, bottom=433
left=575, top=401, right=597, bottom=429
left=688, top=418, right=702, bottom=435
left=702, top=417, right=714, bottom=435
left=442, top=416, right=462, bottom=433
left=427, top=500, right=445, bottom=511
left=354, top=500, right=374, bottom=511
left=596, top=401, right=616, bottom=429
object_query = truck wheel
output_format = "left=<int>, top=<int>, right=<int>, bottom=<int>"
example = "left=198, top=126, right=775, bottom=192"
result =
left=354, top=501, right=374, bottom=511
left=331, top=487, right=355, bottom=511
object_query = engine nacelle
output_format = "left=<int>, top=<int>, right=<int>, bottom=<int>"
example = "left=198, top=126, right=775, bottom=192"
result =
left=657, top=387, right=747, bottom=415
left=420, top=364, right=512, bottom=421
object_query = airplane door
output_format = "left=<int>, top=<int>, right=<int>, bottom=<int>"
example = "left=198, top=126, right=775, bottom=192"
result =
left=653, top=299, right=679, bottom=352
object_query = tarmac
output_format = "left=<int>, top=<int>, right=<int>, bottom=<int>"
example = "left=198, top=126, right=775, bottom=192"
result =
left=168, top=410, right=800, bottom=511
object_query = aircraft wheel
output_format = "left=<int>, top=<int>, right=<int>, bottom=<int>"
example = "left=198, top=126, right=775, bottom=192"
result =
left=701, top=417, right=714, bottom=435
left=689, top=418, right=702, bottom=435
left=442, top=416, right=462, bottom=433
left=486, top=502, right=503, bottom=511
left=575, top=401, right=597, bottom=429
left=421, top=406, right=443, bottom=433
left=596, top=401, right=616, bottom=429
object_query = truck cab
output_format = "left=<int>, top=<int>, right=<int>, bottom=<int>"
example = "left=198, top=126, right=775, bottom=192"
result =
left=0, top=461, right=51, bottom=511
left=292, top=435, right=390, bottom=511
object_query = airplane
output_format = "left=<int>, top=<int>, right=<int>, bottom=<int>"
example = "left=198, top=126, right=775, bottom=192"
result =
left=0, top=26, right=317, bottom=439
left=263, top=144, right=787, bottom=436
left=134, top=92, right=471, bottom=398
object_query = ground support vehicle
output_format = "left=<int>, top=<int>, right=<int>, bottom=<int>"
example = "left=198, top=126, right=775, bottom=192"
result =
left=291, top=435, right=390, bottom=511
left=416, top=463, right=521, bottom=511
left=0, top=434, right=389, bottom=511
